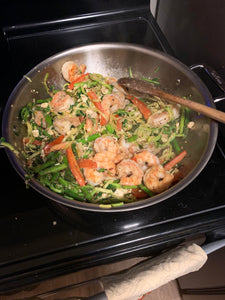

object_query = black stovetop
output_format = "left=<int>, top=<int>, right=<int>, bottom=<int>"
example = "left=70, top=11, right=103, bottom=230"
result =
left=1, top=0, right=225, bottom=294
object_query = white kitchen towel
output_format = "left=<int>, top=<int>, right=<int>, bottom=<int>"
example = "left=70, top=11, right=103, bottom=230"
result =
left=100, top=243, right=207, bottom=300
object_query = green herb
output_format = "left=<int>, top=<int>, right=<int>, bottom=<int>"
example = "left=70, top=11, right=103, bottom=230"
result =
left=141, top=77, right=160, bottom=85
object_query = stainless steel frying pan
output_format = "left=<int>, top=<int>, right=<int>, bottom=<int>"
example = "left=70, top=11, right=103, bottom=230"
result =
left=2, top=43, right=218, bottom=212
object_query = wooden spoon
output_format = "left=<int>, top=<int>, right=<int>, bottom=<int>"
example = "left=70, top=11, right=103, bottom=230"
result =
left=118, top=77, right=225, bottom=124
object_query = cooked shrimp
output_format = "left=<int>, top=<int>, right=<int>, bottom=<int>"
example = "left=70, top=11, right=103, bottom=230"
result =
left=118, top=138, right=139, bottom=154
left=83, top=153, right=116, bottom=184
left=147, top=111, right=170, bottom=127
left=114, top=138, right=140, bottom=163
left=33, top=110, right=46, bottom=128
left=143, top=164, right=174, bottom=194
left=50, top=91, right=74, bottom=113
left=61, top=61, right=86, bottom=83
left=116, top=159, right=144, bottom=186
left=94, top=136, right=119, bottom=154
left=147, top=105, right=180, bottom=128
left=83, top=168, right=105, bottom=186
left=101, top=92, right=126, bottom=122
left=105, top=77, right=127, bottom=94
left=133, top=150, right=160, bottom=171
left=85, top=109, right=99, bottom=133
left=53, top=115, right=81, bottom=135
left=94, top=152, right=116, bottom=176
left=172, top=104, right=180, bottom=119
left=143, top=143, right=161, bottom=155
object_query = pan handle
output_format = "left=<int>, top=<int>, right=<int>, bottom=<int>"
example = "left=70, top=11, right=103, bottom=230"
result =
left=190, top=64, right=225, bottom=103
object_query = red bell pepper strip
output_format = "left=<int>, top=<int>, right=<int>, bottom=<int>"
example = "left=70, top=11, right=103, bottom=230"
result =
left=44, top=135, right=65, bottom=155
left=126, top=94, right=152, bottom=120
left=164, top=150, right=187, bottom=171
left=66, top=146, right=86, bottom=186
left=68, top=73, right=90, bottom=89
left=87, top=91, right=107, bottom=125
left=115, top=115, right=122, bottom=131
left=77, top=158, right=97, bottom=169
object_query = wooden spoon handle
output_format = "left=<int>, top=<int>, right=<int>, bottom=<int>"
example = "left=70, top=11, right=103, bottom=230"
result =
left=118, top=78, right=225, bottom=124
left=150, top=88, right=225, bottom=124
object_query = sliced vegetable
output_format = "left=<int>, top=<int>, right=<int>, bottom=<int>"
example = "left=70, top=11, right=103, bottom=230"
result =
left=115, top=115, right=122, bottom=131
left=44, top=135, right=65, bottom=155
left=87, top=91, right=107, bottom=125
left=77, top=158, right=97, bottom=169
left=68, top=73, right=90, bottom=89
left=76, top=132, right=101, bottom=144
left=66, top=146, right=86, bottom=186
left=0, top=138, right=19, bottom=156
left=38, top=163, right=67, bottom=175
left=49, top=141, right=71, bottom=152
left=126, top=94, right=152, bottom=120
left=164, top=150, right=187, bottom=171
left=127, top=135, right=138, bottom=143
left=106, top=124, right=115, bottom=134
left=171, top=138, right=181, bottom=154
left=138, top=184, right=154, bottom=197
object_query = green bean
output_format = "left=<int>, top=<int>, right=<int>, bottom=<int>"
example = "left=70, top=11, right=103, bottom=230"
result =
left=36, top=98, right=51, bottom=104
left=50, top=183, right=64, bottom=194
left=39, top=176, right=51, bottom=187
left=0, top=139, right=19, bottom=156
left=81, top=186, right=93, bottom=201
left=46, top=151, right=60, bottom=160
left=122, top=185, right=139, bottom=189
left=45, top=114, right=52, bottom=126
left=39, top=163, right=67, bottom=176
left=64, top=189, right=84, bottom=201
left=126, top=135, right=138, bottom=143
left=106, top=124, right=115, bottom=134
left=50, top=172, right=60, bottom=183
left=77, top=132, right=101, bottom=144
left=171, top=138, right=181, bottom=154
left=107, top=182, right=121, bottom=189
left=58, top=177, right=71, bottom=188
left=179, top=106, right=185, bottom=134
left=111, top=202, right=124, bottom=207
left=138, top=184, right=154, bottom=197
left=33, top=160, right=55, bottom=173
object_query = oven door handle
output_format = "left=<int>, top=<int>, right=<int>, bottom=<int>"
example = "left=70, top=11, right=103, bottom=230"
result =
left=87, top=239, right=225, bottom=300
left=202, top=238, right=225, bottom=254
